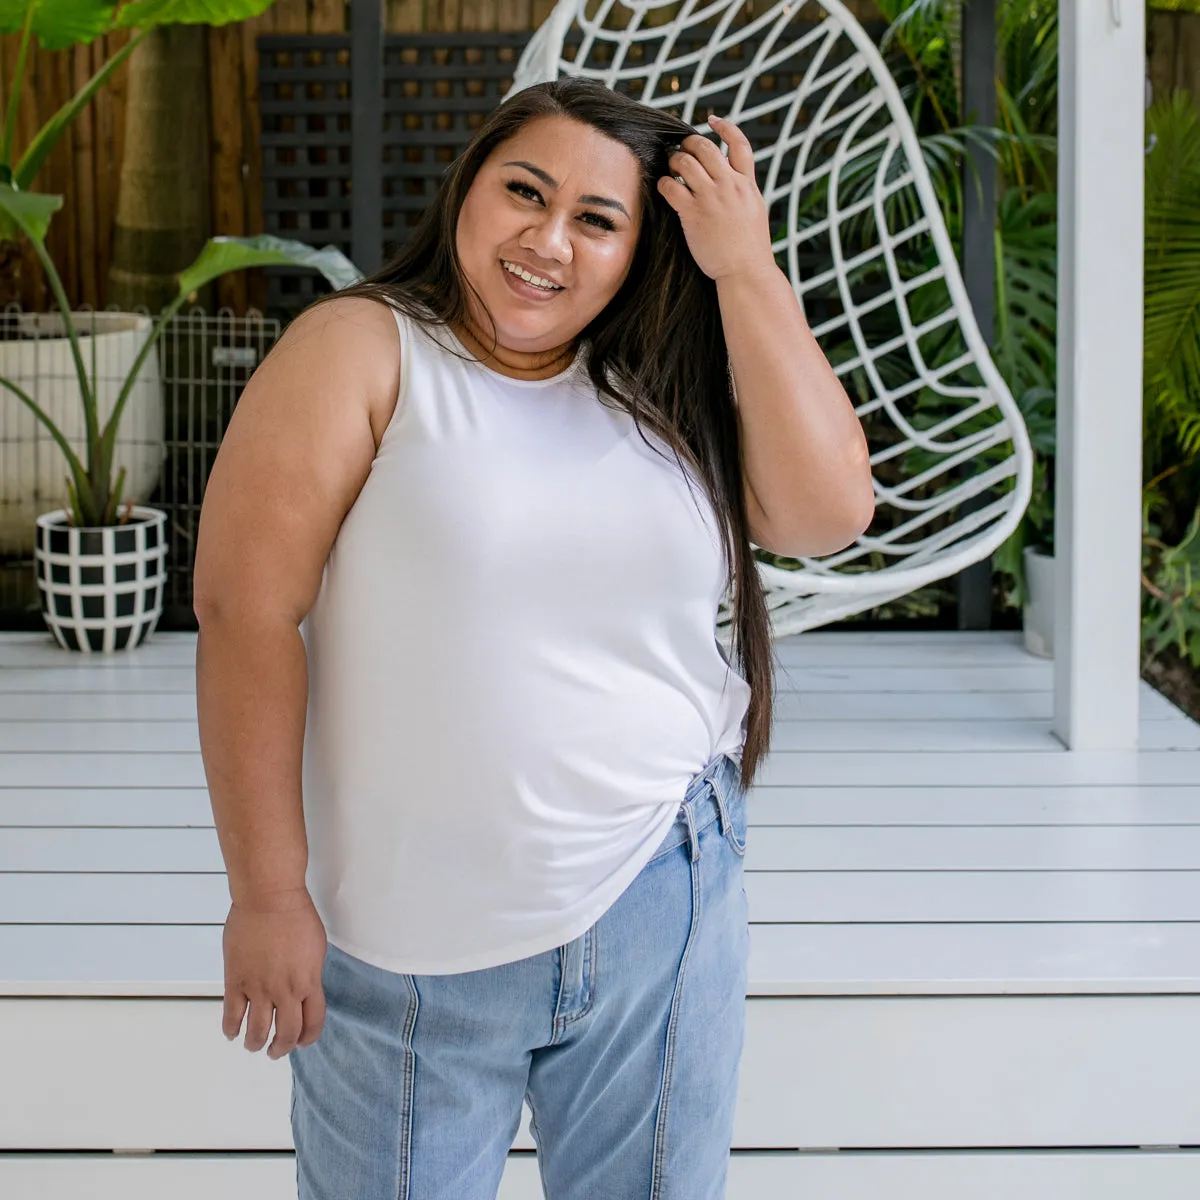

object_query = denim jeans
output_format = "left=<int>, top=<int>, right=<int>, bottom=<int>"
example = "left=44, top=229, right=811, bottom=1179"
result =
left=290, top=748, right=749, bottom=1199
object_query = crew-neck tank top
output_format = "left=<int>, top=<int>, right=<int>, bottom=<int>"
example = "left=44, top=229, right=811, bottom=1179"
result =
left=299, top=304, right=752, bottom=975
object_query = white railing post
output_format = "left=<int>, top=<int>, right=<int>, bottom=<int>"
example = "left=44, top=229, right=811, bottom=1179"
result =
left=1053, top=0, right=1145, bottom=750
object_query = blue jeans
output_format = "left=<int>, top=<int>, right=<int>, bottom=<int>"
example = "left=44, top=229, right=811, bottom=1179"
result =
left=290, top=748, right=749, bottom=1199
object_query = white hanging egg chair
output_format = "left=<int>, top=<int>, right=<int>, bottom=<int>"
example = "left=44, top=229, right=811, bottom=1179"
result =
left=505, top=0, right=1034, bottom=638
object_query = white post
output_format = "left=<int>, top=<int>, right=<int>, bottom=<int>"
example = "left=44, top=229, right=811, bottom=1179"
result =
left=1053, top=0, right=1145, bottom=751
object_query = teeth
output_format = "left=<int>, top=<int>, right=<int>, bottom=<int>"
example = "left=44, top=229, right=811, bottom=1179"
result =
left=502, top=260, right=562, bottom=291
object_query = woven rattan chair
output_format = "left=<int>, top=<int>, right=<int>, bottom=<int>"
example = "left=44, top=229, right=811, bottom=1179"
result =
left=505, top=0, right=1034, bottom=638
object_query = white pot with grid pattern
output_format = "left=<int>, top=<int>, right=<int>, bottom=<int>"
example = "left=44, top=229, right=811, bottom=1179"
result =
left=33, top=506, right=168, bottom=653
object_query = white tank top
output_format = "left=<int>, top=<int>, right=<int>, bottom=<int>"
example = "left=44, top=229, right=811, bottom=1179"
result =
left=300, top=305, right=751, bottom=975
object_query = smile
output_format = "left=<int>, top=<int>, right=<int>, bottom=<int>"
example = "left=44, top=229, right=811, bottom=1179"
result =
left=500, top=260, right=564, bottom=292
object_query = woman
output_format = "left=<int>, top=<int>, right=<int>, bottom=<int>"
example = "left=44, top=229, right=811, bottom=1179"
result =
left=194, top=77, right=872, bottom=1199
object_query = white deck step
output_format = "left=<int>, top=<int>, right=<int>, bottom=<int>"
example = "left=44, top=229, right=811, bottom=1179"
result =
left=3, top=1149, right=1198, bottom=1200
left=3, top=994, right=1200, bottom=1149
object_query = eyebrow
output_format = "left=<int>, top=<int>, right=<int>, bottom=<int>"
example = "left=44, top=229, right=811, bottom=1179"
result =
left=502, top=161, right=631, bottom=220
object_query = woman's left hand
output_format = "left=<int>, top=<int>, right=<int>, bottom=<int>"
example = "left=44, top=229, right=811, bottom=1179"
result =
left=658, top=115, right=776, bottom=283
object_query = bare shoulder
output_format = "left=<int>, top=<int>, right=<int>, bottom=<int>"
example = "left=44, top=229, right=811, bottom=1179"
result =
left=192, top=294, right=403, bottom=624
left=269, top=294, right=403, bottom=445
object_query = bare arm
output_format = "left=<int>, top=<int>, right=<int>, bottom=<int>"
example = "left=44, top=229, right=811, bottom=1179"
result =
left=193, top=295, right=400, bottom=1057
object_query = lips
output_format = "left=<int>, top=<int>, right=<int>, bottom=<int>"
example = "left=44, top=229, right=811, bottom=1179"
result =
left=500, top=258, right=564, bottom=291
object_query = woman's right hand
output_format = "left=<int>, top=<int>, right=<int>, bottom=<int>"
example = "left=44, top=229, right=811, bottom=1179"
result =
left=221, top=887, right=328, bottom=1060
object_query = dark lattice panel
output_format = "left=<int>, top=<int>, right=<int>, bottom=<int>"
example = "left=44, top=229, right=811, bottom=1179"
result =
left=258, top=35, right=355, bottom=319
left=382, top=34, right=533, bottom=251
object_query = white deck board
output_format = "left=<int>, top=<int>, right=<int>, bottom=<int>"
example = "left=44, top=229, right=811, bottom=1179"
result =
left=6, top=1150, right=1200, bottom=1200
left=4, top=746, right=1199, bottom=788
left=2, top=629, right=1199, bottom=1001
left=7, top=868, right=1200, bottom=926
left=5, top=782, right=1200, bottom=829
left=0, top=688, right=1189, bottom=726
left=6, top=712, right=1200, bottom=753
left=4, top=920, right=1200, bottom=997
left=8, top=823, right=1200, bottom=873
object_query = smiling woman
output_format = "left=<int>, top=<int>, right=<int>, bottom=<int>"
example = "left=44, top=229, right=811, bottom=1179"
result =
left=192, top=75, right=869, bottom=1200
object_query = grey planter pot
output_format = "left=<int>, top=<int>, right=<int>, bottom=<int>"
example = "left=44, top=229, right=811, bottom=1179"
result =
left=1022, top=546, right=1055, bottom=659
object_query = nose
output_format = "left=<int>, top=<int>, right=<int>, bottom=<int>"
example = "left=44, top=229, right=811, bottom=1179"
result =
left=519, top=209, right=573, bottom=266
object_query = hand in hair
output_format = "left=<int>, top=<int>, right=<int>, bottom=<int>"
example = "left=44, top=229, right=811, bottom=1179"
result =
left=658, top=116, right=775, bottom=284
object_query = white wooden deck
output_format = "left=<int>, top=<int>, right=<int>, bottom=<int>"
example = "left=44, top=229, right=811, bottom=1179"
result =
left=2, top=628, right=1199, bottom=1198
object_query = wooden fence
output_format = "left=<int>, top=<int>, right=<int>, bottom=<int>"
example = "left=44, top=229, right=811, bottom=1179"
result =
left=3, top=3, right=1198, bottom=319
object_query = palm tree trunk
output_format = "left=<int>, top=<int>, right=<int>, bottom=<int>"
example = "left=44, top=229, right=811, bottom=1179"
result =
left=107, top=25, right=212, bottom=315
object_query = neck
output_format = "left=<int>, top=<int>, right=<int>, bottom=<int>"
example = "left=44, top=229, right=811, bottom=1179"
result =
left=453, top=320, right=577, bottom=381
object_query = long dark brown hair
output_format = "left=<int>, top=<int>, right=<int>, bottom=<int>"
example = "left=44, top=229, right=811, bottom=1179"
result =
left=306, top=76, right=775, bottom=791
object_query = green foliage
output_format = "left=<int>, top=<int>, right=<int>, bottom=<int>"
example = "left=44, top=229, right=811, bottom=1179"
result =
left=1140, top=92, right=1200, bottom=667
left=1142, top=499, right=1200, bottom=669
left=993, top=188, right=1057, bottom=397
left=0, top=0, right=115, bottom=52
left=1144, top=93, right=1200, bottom=480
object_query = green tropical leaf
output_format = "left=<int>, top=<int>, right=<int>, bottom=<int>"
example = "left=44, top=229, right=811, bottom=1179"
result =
left=0, top=180, right=62, bottom=243
left=175, top=234, right=363, bottom=297
left=114, top=0, right=274, bottom=30
left=993, top=188, right=1057, bottom=395
left=0, top=0, right=115, bottom=50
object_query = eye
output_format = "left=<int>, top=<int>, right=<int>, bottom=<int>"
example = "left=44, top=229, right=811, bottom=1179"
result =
left=503, top=179, right=618, bottom=232
left=505, top=181, right=541, bottom=203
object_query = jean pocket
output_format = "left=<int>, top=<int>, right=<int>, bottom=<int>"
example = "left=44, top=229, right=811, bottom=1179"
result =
left=722, top=783, right=748, bottom=858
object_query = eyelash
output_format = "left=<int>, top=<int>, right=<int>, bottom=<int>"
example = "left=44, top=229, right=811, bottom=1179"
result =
left=504, top=180, right=618, bottom=231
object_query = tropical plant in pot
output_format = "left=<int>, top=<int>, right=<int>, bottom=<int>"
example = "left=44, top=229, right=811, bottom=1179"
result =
left=987, top=187, right=1058, bottom=658
left=0, top=0, right=274, bottom=551
left=0, top=1, right=362, bottom=651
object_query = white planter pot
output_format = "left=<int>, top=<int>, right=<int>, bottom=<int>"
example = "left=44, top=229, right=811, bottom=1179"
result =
left=33, top=506, right=168, bottom=653
left=0, top=311, right=165, bottom=555
left=1022, top=546, right=1055, bottom=659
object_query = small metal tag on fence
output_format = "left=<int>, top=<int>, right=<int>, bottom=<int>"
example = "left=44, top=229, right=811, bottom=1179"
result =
left=211, top=345, right=259, bottom=368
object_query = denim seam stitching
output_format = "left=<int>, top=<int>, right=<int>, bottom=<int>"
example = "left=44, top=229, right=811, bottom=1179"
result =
left=398, top=973, right=420, bottom=1200
left=527, top=1097, right=552, bottom=1199
left=649, top=836, right=703, bottom=1197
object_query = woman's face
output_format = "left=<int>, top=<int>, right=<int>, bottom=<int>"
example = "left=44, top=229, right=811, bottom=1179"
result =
left=455, top=114, right=644, bottom=361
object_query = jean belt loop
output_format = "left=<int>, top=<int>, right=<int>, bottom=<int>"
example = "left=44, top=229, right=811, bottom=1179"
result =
left=712, top=770, right=732, bottom=839
left=681, top=798, right=701, bottom=863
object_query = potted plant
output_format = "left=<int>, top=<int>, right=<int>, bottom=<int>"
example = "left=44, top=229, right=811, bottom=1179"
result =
left=1, top=180, right=360, bottom=651
left=992, top=385, right=1056, bottom=657
left=0, top=0, right=279, bottom=556
left=0, top=0, right=363, bottom=651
